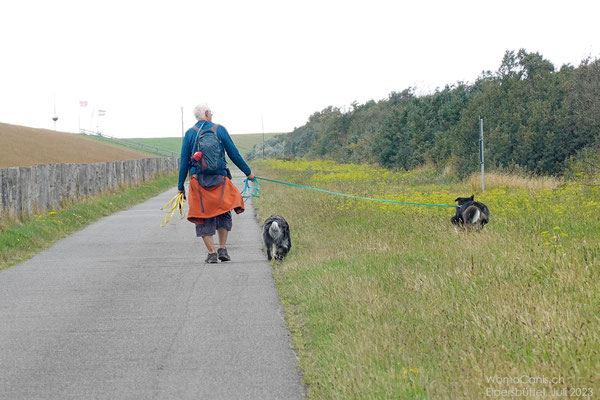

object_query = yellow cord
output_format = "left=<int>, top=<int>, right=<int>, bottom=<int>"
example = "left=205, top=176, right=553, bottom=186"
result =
left=160, top=192, right=186, bottom=227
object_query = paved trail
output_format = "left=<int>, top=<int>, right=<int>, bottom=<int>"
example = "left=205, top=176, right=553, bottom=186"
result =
left=0, top=175, right=305, bottom=400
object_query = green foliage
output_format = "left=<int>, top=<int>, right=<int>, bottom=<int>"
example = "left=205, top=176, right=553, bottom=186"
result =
left=245, top=134, right=288, bottom=161
left=250, top=49, right=600, bottom=176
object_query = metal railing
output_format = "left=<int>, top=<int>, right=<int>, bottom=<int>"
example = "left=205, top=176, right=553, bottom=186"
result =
left=79, top=129, right=178, bottom=158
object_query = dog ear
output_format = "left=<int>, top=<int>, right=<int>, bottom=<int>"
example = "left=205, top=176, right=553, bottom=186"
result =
left=469, top=194, right=474, bottom=201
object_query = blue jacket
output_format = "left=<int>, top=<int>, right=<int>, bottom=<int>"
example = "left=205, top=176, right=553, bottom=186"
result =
left=178, top=121, right=251, bottom=191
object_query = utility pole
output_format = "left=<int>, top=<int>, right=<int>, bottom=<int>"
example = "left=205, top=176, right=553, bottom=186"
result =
left=181, top=107, right=184, bottom=139
left=262, top=115, right=265, bottom=158
left=479, top=117, right=485, bottom=192
left=52, top=94, right=58, bottom=131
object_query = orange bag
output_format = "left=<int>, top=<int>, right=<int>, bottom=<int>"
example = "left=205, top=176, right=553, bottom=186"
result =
left=187, top=175, right=244, bottom=224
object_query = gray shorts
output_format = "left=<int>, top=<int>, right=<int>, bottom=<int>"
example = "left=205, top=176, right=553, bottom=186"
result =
left=195, top=211, right=232, bottom=237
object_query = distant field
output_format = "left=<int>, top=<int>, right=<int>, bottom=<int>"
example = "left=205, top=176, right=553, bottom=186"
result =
left=83, top=132, right=283, bottom=175
left=123, top=132, right=283, bottom=156
left=0, top=122, right=149, bottom=168
left=122, top=138, right=182, bottom=154
left=229, top=133, right=284, bottom=154
left=119, top=133, right=284, bottom=173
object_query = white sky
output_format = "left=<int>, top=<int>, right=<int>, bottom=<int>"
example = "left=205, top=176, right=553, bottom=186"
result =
left=0, top=0, right=598, bottom=138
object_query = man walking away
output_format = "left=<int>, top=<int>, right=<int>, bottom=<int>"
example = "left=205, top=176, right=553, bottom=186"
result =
left=178, top=103, right=255, bottom=263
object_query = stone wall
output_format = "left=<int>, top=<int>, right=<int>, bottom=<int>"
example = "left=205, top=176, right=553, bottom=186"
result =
left=0, top=157, right=179, bottom=219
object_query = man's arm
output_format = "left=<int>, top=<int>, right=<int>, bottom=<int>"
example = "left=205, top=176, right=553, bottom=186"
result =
left=218, top=126, right=252, bottom=177
left=178, top=130, right=193, bottom=191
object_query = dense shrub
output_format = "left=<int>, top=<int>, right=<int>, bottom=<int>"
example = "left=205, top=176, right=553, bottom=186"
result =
left=249, top=50, right=600, bottom=177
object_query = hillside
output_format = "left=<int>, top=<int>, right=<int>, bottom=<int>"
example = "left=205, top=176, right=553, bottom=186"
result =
left=0, top=122, right=150, bottom=168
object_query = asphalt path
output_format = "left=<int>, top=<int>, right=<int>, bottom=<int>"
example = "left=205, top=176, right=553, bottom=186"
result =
left=0, top=174, right=305, bottom=400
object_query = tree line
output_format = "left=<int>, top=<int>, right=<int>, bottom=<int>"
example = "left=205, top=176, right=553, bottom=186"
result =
left=247, top=49, right=600, bottom=177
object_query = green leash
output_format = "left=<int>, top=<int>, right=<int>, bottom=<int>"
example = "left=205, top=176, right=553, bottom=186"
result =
left=241, top=177, right=260, bottom=201
left=242, top=176, right=455, bottom=208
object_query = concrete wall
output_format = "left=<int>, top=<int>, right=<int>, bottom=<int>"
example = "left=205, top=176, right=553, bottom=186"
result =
left=0, top=157, right=179, bottom=219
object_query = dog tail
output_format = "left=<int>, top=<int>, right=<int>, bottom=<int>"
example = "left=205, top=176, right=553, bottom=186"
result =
left=268, top=221, right=283, bottom=241
left=463, top=205, right=481, bottom=224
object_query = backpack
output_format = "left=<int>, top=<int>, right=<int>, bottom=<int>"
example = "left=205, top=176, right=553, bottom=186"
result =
left=190, top=124, right=226, bottom=174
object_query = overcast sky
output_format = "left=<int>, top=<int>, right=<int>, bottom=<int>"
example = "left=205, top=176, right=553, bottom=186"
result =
left=0, top=0, right=598, bottom=138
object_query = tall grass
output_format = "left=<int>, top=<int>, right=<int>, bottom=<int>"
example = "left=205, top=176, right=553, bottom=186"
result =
left=468, top=171, right=562, bottom=191
left=251, top=159, right=600, bottom=399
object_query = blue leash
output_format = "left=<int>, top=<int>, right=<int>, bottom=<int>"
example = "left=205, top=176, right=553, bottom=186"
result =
left=242, top=176, right=455, bottom=208
left=241, top=177, right=260, bottom=201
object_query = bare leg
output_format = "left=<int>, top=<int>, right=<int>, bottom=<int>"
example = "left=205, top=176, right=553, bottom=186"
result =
left=217, top=228, right=228, bottom=249
left=202, top=235, right=216, bottom=253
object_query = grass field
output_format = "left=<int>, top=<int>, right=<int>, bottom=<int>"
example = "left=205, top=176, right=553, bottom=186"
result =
left=250, top=159, right=600, bottom=399
left=228, top=132, right=283, bottom=154
left=120, top=132, right=283, bottom=155
left=122, top=137, right=183, bottom=154
left=114, top=133, right=283, bottom=173
left=0, top=122, right=149, bottom=168
left=0, top=172, right=177, bottom=270
left=85, top=132, right=283, bottom=172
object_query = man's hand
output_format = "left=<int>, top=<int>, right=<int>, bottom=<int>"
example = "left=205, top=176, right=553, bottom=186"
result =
left=247, top=173, right=255, bottom=181
left=178, top=189, right=186, bottom=200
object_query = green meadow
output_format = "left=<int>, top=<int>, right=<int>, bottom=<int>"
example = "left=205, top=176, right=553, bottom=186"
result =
left=127, top=134, right=282, bottom=173
left=123, top=137, right=183, bottom=154
left=250, top=159, right=600, bottom=399
left=85, top=133, right=282, bottom=158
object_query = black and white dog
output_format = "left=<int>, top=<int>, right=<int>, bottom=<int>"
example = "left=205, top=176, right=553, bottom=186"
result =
left=262, top=215, right=291, bottom=261
left=451, top=195, right=490, bottom=230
